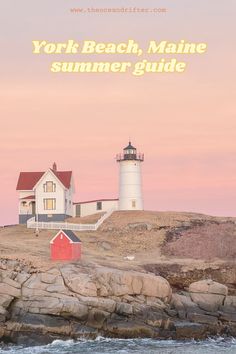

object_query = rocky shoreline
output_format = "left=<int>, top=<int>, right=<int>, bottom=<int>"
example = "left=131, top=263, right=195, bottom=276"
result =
left=0, top=258, right=236, bottom=346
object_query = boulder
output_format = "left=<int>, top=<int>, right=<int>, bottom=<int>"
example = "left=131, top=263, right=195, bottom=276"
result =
left=189, top=280, right=228, bottom=296
left=116, top=302, right=133, bottom=315
left=4, top=330, right=59, bottom=346
left=40, top=271, right=61, bottom=284
left=95, top=267, right=171, bottom=300
left=0, top=283, right=21, bottom=298
left=96, top=268, right=133, bottom=296
left=226, top=324, right=236, bottom=337
left=77, top=295, right=116, bottom=313
left=61, top=299, right=88, bottom=320
left=15, top=272, right=31, bottom=285
left=71, top=323, right=98, bottom=338
left=219, top=312, right=236, bottom=322
left=173, top=294, right=203, bottom=314
left=126, top=223, right=154, bottom=231
left=24, top=297, right=62, bottom=315
left=86, top=308, right=110, bottom=329
left=187, top=313, right=219, bottom=325
left=110, top=271, right=133, bottom=296
left=0, top=306, right=7, bottom=315
left=23, top=273, right=68, bottom=296
left=0, top=306, right=8, bottom=322
left=224, top=296, right=236, bottom=307
left=106, top=319, right=155, bottom=338
left=2, top=277, right=21, bottom=289
left=0, top=294, right=14, bottom=308
left=14, top=295, right=88, bottom=320
left=22, top=287, right=69, bottom=299
left=191, top=293, right=225, bottom=312
left=46, top=284, right=67, bottom=293
left=175, top=322, right=207, bottom=339
left=171, top=294, right=186, bottom=319
left=189, top=280, right=228, bottom=312
left=141, top=307, right=168, bottom=328
left=61, top=266, right=97, bottom=297
left=132, top=277, right=143, bottom=294
left=16, top=313, right=70, bottom=328
left=137, top=274, right=171, bottom=300
left=146, top=297, right=167, bottom=309
left=221, top=296, right=236, bottom=313
left=23, top=274, right=49, bottom=290
left=100, top=241, right=112, bottom=251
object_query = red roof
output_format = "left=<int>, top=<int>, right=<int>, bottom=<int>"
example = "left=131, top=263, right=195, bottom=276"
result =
left=16, top=170, right=72, bottom=190
left=52, top=170, right=72, bottom=189
left=20, top=195, right=35, bottom=200
left=16, top=172, right=44, bottom=190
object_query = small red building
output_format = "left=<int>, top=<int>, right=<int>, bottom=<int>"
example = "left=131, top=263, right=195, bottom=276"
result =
left=50, top=229, right=81, bottom=261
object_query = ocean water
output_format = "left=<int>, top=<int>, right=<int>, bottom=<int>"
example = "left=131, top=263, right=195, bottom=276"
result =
left=1, top=337, right=236, bottom=354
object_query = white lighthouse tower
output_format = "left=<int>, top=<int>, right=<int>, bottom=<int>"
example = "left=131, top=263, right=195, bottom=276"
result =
left=116, top=142, right=144, bottom=210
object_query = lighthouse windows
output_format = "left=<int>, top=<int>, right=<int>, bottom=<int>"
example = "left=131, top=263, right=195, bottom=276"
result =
left=127, top=149, right=135, bottom=154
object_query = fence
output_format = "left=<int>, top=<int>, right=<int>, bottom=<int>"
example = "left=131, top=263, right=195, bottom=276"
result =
left=27, top=208, right=115, bottom=231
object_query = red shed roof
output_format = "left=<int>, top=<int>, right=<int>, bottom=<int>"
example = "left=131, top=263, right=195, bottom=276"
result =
left=16, top=170, right=72, bottom=190
left=50, top=230, right=81, bottom=244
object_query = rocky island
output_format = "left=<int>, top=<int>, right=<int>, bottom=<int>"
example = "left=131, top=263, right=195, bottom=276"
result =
left=0, top=211, right=235, bottom=345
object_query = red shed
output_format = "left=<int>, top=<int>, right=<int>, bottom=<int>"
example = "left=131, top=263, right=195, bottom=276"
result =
left=50, top=229, right=81, bottom=261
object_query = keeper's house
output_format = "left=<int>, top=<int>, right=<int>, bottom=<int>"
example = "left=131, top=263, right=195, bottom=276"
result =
left=16, top=163, right=118, bottom=224
left=16, top=163, right=74, bottom=224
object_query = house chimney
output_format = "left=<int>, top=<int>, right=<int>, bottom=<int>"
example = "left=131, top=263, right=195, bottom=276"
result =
left=52, top=162, right=57, bottom=171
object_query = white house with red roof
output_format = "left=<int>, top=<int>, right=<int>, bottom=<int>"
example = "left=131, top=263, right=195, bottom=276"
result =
left=16, top=163, right=74, bottom=224
left=16, top=141, right=144, bottom=225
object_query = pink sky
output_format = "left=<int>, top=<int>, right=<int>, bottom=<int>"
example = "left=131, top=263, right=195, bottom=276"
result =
left=0, top=1, right=236, bottom=225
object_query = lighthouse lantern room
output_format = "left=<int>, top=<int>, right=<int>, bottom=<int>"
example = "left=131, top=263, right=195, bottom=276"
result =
left=116, top=142, right=144, bottom=211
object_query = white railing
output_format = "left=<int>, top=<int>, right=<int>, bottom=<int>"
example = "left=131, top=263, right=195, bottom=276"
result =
left=95, top=208, right=114, bottom=228
left=26, top=208, right=115, bottom=231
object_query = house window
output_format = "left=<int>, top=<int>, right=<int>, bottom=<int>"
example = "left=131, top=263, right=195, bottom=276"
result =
left=132, top=200, right=136, bottom=208
left=43, top=181, right=56, bottom=192
left=97, top=201, right=102, bottom=210
left=44, top=198, right=56, bottom=210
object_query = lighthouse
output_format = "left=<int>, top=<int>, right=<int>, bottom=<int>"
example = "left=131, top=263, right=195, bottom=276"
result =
left=116, top=142, right=144, bottom=210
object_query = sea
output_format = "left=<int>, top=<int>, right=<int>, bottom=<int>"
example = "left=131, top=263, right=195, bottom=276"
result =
left=0, top=337, right=236, bottom=354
